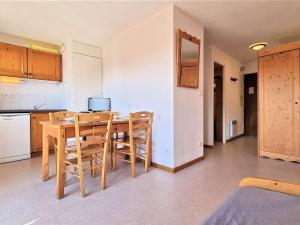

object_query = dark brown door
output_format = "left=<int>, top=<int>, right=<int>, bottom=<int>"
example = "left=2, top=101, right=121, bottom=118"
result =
left=214, top=63, right=223, bottom=142
left=244, top=73, right=257, bottom=136
left=214, top=76, right=223, bottom=141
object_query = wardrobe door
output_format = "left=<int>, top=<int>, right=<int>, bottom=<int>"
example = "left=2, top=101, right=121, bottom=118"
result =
left=259, top=49, right=300, bottom=158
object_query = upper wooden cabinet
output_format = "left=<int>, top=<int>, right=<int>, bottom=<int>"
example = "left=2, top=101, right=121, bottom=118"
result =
left=0, top=43, right=27, bottom=78
left=28, top=49, right=62, bottom=81
left=0, top=42, right=62, bottom=82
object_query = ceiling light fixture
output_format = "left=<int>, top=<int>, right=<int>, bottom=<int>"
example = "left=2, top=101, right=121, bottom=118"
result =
left=249, top=42, right=267, bottom=51
left=31, top=45, right=59, bottom=53
left=0, top=76, right=24, bottom=84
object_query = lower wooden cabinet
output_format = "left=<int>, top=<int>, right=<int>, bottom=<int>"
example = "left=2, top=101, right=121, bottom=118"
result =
left=31, top=112, right=53, bottom=153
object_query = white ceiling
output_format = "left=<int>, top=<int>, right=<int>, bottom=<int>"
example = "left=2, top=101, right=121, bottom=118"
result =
left=0, top=2, right=169, bottom=46
left=175, top=1, right=300, bottom=62
left=1, top=1, right=300, bottom=63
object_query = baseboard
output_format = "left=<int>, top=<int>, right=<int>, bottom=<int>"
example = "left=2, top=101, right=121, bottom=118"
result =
left=151, top=156, right=205, bottom=173
left=226, top=133, right=244, bottom=142
left=204, top=144, right=214, bottom=148
left=151, top=162, right=174, bottom=173
left=173, top=156, right=205, bottom=173
left=31, top=149, right=55, bottom=158
left=259, top=150, right=300, bottom=163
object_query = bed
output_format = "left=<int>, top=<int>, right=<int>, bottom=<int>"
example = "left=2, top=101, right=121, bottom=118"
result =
left=202, top=177, right=300, bottom=225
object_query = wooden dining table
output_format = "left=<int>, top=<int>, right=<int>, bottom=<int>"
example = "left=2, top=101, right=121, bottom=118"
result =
left=41, top=118, right=129, bottom=199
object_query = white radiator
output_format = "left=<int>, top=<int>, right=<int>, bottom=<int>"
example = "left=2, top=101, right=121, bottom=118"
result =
left=229, top=120, right=237, bottom=137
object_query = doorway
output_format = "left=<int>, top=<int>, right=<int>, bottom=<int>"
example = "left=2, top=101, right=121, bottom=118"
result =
left=244, top=73, right=257, bottom=136
left=214, top=62, right=223, bottom=142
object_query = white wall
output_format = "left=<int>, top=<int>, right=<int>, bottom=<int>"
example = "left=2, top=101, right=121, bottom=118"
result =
left=103, top=6, right=175, bottom=167
left=243, top=60, right=258, bottom=74
left=204, top=44, right=213, bottom=145
left=204, top=45, right=244, bottom=145
left=0, top=80, right=65, bottom=110
left=0, top=32, right=66, bottom=110
left=173, top=7, right=204, bottom=167
left=103, top=6, right=205, bottom=168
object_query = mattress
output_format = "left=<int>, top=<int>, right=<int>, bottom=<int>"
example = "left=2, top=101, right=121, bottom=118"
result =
left=202, top=187, right=300, bottom=225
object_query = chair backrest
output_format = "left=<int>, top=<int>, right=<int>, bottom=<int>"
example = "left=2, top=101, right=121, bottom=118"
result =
left=101, top=111, right=120, bottom=118
left=129, top=111, right=154, bottom=143
left=74, top=112, right=113, bottom=151
left=49, top=111, right=75, bottom=122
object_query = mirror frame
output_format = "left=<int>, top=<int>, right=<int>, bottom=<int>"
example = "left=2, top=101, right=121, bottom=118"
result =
left=176, top=29, right=201, bottom=88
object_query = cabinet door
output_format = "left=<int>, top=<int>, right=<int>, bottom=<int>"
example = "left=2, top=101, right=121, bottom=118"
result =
left=0, top=42, right=27, bottom=77
left=259, top=49, right=300, bottom=157
left=28, top=49, right=62, bottom=81
left=31, top=113, right=53, bottom=152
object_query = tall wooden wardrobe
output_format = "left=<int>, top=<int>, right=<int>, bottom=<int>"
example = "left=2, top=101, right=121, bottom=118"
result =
left=258, top=41, right=300, bottom=162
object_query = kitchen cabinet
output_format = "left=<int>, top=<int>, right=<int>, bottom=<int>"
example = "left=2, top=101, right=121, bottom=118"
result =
left=0, top=42, right=62, bottom=82
left=28, top=48, right=62, bottom=81
left=31, top=112, right=53, bottom=152
left=0, top=43, right=27, bottom=78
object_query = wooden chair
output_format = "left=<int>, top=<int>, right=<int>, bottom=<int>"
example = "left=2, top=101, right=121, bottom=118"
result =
left=112, top=111, right=153, bottom=177
left=95, top=111, right=123, bottom=170
left=49, top=111, right=75, bottom=123
left=64, top=112, right=113, bottom=197
left=49, top=111, right=76, bottom=173
left=49, top=111, right=76, bottom=147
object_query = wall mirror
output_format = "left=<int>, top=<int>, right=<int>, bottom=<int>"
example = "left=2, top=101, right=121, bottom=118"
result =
left=176, top=29, right=200, bottom=88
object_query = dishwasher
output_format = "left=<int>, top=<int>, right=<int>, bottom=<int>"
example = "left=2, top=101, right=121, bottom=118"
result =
left=0, top=113, right=31, bottom=163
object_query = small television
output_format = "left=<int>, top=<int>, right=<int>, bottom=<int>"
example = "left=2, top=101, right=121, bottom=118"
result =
left=88, top=98, right=111, bottom=112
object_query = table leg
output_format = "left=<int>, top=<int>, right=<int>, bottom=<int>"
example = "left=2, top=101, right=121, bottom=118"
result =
left=56, top=128, right=66, bottom=199
left=150, top=133, right=152, bottom=164
left=130, top=144, right=136, bottom=178
left=42, top=126, right=49, bottom=181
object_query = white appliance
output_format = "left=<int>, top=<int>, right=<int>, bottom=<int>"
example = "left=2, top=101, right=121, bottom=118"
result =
left=88, top=98, right=111, bottom=112
left=229, top=120, right=238, bottom=137
left=0, top=113, right=31, bottom=163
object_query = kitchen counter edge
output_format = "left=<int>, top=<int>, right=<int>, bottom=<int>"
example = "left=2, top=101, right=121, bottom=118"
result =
left=0, top=109, right=67, bottom=113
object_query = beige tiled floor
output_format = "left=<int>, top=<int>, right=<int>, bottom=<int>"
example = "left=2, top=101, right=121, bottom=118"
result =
left=1, top=136, right=300, bottom=225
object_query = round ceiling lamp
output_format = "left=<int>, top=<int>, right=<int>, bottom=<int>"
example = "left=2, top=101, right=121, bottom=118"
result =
left=249, top=42, right=268, bottom=51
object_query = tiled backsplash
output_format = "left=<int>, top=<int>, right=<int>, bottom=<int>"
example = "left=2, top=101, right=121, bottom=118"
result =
left=0, top=79, right=66, bottom=110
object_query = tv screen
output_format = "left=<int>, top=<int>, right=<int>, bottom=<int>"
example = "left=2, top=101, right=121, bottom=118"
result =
left=88, top=98, right=111, bottom=111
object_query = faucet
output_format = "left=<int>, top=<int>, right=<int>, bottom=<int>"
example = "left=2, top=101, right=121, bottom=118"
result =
left=33, top=103, right=47, bottom=110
